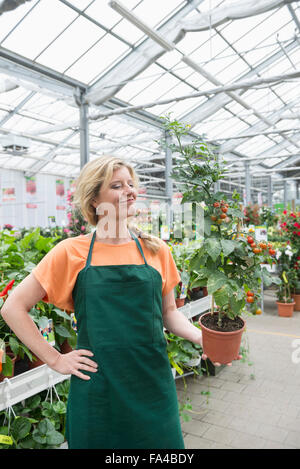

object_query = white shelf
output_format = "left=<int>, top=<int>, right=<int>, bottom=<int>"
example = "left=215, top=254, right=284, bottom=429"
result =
left=0, top=296, right=211, bottom=410
left=261, top=263, right=277, bottom=274
left=179, top=295, right=212, bottom=320
left=0, top=364, right=70, bottom=412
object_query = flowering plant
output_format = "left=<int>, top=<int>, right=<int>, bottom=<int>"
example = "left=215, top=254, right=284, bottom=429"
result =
left=64, top=189, right=89, bottom=237
left=243, top=204, right=261, bottom=226
left=279, top=210, right=300, bottom=245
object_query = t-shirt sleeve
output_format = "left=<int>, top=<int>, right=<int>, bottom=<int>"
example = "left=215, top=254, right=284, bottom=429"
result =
left=32, top=239, right=78, bottom=312
left=160, top=241, right=181, bottom=297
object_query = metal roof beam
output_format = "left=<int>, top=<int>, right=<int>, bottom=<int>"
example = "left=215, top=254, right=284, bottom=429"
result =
left=181, top=36, right=300, bottom=126
left=89, top=69, right=300, bottom=121
left=0, top=46, right=86, bottom=98
left=0, top=90, right=35, bottom=126
left=86, top=0, right=204, bottom=105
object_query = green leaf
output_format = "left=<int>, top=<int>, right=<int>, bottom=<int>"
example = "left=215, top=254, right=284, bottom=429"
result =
left=11, top=417, right=31, bottom=442
left=220, top=239, right=236, bottom=257
left=261, top=269, right=274, bottom=287
left=205, top=238, right=221, bottom=262
left=213, top=284, right=233, bottom=308
left=204, top=216, right=212, bottom=236
left=53, top=401, right=66, bottom=415
left=55, top=324, right=71, bottom=338
left=1, top=354, right=13, bottom=377
left=38, top=316, right=49, bottom=330
left=229, top=296, right=244, bottom=315
left=207, top=271, right=227, bottom=295
left=46, top=430, right=64, bottom=446
left=8, top=336, right=19, bottom=356
left=52, top=308, right=71, bottom=321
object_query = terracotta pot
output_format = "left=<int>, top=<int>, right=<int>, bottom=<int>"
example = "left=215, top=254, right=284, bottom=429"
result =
left=175, top=298, right=185, bottom=308
left=202, top=287, right=208, bottom=297
left=276, top=301, right=295, bottom=317
left=28, top=355, right=45, bottom=369
left=198, top=313, right=246, bottom=365
left=60, top=340, right=73, bottom=354
left=0, top=352, right=17, bottom=382
left=291, top=294, right=300, bottom=311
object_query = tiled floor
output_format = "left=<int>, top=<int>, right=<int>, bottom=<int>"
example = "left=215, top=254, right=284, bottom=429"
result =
left=176, top=290, right=300, bottom=449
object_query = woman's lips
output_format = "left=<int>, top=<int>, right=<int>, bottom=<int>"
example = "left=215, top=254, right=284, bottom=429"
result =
left=120, top=198, right=135, bottom=203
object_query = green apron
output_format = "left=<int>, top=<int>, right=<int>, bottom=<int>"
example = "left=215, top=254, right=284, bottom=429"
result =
left=65, top=231, right=184, bottom=449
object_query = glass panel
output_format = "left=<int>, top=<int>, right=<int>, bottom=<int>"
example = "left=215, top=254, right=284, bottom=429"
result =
left=112, top=19, right=145, bottom=45
left=66, top=34, right=129, bottom=84
left=132, top=0, right=184, bottom=28
left=115, top=64, right=165, bottom=102
left=37, top=16, right=105, bottom=72
left=84, top=0, right=122, bottom=28
left=0, top=0, right=40, bottom=43
left=2, top=0, right=78, bottom=60
left=129, top=73, right=183, bottom=104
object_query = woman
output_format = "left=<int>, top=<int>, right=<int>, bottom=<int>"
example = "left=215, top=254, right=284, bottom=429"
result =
left=0, top=155, right=204, bottom=449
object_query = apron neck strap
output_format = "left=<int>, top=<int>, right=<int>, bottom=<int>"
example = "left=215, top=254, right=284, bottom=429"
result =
left=86, top=230, right=148, bottom=267
left=129, top=230, right=148, bottom=265
left=86, top=230, right=97, bottom=267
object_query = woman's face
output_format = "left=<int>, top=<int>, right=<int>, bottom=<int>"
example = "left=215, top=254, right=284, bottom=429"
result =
left=92, top=166, right=138, bottom=222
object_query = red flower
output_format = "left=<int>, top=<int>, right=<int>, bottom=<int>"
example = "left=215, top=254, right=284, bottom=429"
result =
left=290, top=213, right=297, bottom=218
left=283, top=210, right=287, bottom=215
left=0, top=279, right=15, bottom=297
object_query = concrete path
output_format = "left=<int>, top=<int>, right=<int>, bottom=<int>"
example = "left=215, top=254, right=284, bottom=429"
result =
left=177, top=290, right=300, bottom=449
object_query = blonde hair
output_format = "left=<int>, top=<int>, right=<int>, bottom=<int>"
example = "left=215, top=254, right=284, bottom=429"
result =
left=73, top=155, right=161, bottom=254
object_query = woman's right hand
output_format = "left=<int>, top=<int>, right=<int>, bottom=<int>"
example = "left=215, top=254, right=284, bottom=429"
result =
left=50, top=349, right=98, bottom=380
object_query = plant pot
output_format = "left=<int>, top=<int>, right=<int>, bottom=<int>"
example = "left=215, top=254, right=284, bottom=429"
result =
left=60, top=339, right=73, bottom=354
left=175, top=298, right=185, bottom=308
left=0, top=352, right=17, bottom=382
left=276, top=301, right=295, bottom=317
left=291, top=294, right=300, bottom=311
left=202, top=287, right=208, bottom=297
left=198, top=312, right=246, bottom=365
left=28, top=355, right=45, bottom=369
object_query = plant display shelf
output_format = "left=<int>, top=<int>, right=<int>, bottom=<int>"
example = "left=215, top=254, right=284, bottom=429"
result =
left=179, top=294, right=212, bottom=320
left=0, top=364, right=70, bottom=412
left=261, top=263, right=277, bottom=274
left=0, top=296, right=213, bottom=411
left=173, top=295, right=225, bottom=378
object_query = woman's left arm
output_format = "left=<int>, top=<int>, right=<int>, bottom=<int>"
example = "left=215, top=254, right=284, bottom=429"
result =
left=162, top=290, right=202, bottom=346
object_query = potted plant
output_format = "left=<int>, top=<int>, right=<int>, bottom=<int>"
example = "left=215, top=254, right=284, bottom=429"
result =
left=276, top=271, right=295, bottom=317
left=161, top=115, right=280, bottom=364
left=291, top=278, right=300, bottom=312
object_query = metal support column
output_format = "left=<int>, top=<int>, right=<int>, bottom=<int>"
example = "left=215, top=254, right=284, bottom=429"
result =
left=164, top=130, right=173, bottom=232
left=245, top=162, right=251, bottom=205
left=268, top=176, right=273, bottom=208
left=283, top=180, right=288, bottom=208
left=75, top=88, right=89, bottom=169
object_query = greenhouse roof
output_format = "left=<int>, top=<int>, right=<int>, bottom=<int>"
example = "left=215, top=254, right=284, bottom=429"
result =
left=0, top=0, right=300, bottom=200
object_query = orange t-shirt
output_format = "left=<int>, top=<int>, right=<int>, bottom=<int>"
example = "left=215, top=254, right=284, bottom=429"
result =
left=32, top=234, right=181, bottom=313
